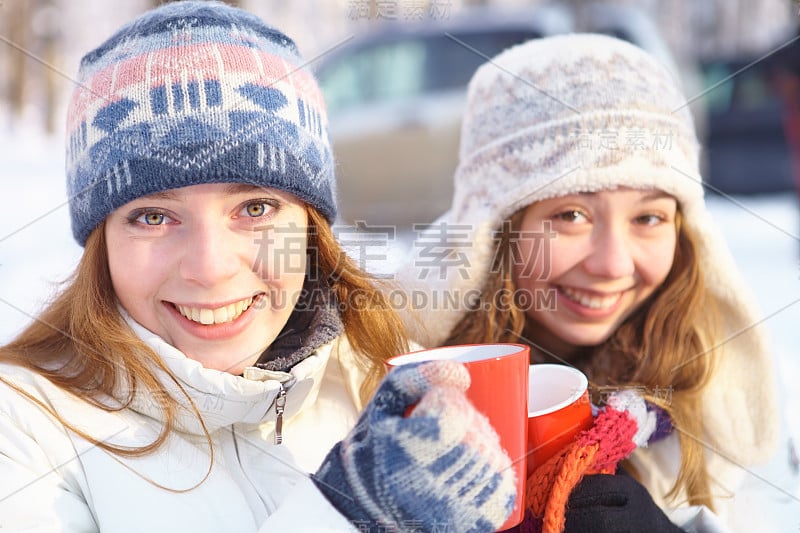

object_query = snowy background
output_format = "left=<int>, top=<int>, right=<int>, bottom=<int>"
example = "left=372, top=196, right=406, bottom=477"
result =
left=0, top=0, right=798, bottom=527
left=0, top=120, right=798, bottom=529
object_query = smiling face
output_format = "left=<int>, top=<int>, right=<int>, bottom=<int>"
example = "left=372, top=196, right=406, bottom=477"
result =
left=105, top=183, right=308, bottom=374
left=512, top=188, right=678, bottom=359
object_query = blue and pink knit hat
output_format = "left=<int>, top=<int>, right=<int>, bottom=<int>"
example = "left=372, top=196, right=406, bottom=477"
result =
left=66, top=1, right=335, bottom=245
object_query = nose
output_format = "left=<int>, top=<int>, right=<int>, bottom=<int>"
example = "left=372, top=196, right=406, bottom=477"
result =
left=178, top=221, right=240, bottom=287
left=582, top=224, right=636, bottom=279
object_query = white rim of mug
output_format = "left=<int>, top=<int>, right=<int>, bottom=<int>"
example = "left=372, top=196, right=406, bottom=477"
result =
left=528, top=364, right=588, bottom=417
left=387, top=343, right=527, bottom=366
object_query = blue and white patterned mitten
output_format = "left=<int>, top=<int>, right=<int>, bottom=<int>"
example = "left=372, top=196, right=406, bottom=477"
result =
left=313, top=360, right=517, bottom=532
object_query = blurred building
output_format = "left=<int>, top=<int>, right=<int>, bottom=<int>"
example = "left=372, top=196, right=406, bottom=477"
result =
left=0, top=0, right=797, bottom=134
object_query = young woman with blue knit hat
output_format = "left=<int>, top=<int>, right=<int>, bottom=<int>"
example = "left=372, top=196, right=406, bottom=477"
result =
left=398, top=33, right=779, bottom=532
left=0, top=2, right=517, bottom=531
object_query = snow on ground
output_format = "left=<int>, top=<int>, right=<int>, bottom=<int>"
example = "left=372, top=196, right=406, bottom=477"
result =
left=702, top=192, right=800, bottom=530
left=0, top=127, right=798, bottom=529
left=0, top=128, right=82, bottom=341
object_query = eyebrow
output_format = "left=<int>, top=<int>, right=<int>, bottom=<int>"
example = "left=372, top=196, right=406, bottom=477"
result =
left=640, top=191, right=675, bottom=201
left=139, top=190, right=180, bottom=201
left=138, top=183, right=267, bottom=201
left=574, top=190, right=675, bottom=201
left=223, top=183, right=266, bottom=195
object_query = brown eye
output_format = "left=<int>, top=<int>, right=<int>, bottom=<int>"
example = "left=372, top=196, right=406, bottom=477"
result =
left=635, top=214, right=664, bottom=226
left=555, top=210, right=586, bottom=223
left=241, top=200, right=280, bottom=219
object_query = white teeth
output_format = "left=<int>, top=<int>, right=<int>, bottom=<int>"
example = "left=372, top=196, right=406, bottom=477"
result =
left=213, top=306, right=228, bottom=323
left=561, top=287, right=620, bottom=310
left=176, top=296, right=256, bottom=325
left=199, top=308, right=214, bottom=325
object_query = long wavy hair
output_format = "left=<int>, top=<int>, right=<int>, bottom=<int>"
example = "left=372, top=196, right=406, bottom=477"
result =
left=0, top=206, right=406, bottom=469
left=445, top=208, right=720, bottom=510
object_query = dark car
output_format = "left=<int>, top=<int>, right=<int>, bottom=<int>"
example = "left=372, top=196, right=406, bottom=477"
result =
left=701, top=41, right=800, bottom=196
left=315, top=4, right=690, bottom=228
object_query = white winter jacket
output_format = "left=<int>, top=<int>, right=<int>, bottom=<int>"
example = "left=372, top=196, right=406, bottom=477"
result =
left=0, top=318, right=369, bottom=532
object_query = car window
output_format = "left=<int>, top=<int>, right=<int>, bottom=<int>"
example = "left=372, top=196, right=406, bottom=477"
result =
left=702, top=61, right=784, bottom=114
left=319, top=41, right=427, bottom=115
left=702, top=63, right=736, bottom=114
left=318, top=29, right=543, bottom=115
left=423, top=30, right=543, bottom=91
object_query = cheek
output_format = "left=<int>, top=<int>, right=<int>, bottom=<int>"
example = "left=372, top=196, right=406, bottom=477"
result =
left=252, top=231, right=308, bottom=288
left=513, top=235, right=556, bottom=287
left=103, top=212, right=183, bottom=297
left=513, top=235, right=581, bottom=289
left=640, top=238, right=677, bottom=286
left=106, top=238, right=137, bottom=300
left=106, top=236, right=167, bottom=308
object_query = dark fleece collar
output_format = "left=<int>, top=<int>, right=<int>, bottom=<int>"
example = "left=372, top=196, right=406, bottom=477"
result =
left=255, top=280, right=344, bottom=372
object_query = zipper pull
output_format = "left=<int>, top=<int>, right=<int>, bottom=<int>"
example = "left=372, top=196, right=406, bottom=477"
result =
left=274, top=383, right=287, bottom=445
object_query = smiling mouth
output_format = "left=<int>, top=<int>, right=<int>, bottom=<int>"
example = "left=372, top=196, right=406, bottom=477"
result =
left=560, top=286, right=624, bottom=310
left=174, top=296, right=257, bottom=325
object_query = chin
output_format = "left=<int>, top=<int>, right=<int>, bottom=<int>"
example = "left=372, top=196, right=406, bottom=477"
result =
left=180, top=348, right=255, bottom=374
left=576, top=337, right=615, bottom=349
left=560, top=328, right=616, bottom=349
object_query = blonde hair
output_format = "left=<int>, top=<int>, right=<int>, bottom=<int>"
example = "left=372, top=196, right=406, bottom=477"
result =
left=445, top=209, right=720, bottom=509
left=0, top=206, right=406, bottom=459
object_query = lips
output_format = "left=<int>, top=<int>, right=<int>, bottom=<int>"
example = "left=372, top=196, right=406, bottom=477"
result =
left=174, top=296, right=255, bottom=325
left=560, top=286, right=623, bottom=310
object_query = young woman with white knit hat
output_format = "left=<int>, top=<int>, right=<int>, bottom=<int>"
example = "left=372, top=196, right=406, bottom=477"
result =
left=398, top=33, right=779, bottom=532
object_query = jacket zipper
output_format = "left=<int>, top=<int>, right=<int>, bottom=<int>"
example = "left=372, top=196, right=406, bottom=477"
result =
left=274, top=383, right=287, bottom=445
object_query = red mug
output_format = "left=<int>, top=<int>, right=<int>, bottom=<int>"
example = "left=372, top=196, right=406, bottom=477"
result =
left=526, top=364, right=593, bottom=477
left=386, top=343, right=530, bottom=530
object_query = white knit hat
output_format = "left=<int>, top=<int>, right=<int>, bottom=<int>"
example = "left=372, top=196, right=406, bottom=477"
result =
left=398, top=34, right=778, bottom=465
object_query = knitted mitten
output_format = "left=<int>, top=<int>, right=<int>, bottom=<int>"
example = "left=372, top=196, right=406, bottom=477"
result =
left=313, top=360, right=518, bottom=532
left=524, top=389, right=672, bottom=533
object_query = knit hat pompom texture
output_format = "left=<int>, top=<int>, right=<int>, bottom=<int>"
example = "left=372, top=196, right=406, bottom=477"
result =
left=66, top=1, right=335, bottom=245
left=453, top=32, right=702, bottom=227
left=400, top=34, right=778, bottom=468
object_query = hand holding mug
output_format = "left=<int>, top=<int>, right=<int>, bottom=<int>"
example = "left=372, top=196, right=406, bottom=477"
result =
left=314, top=359, right=519, bottom=532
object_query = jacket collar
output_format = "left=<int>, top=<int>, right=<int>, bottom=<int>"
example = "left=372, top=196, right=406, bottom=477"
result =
left=255, top=280, right=344, bottom=371
left=121, top=313, right=335, bottom=435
